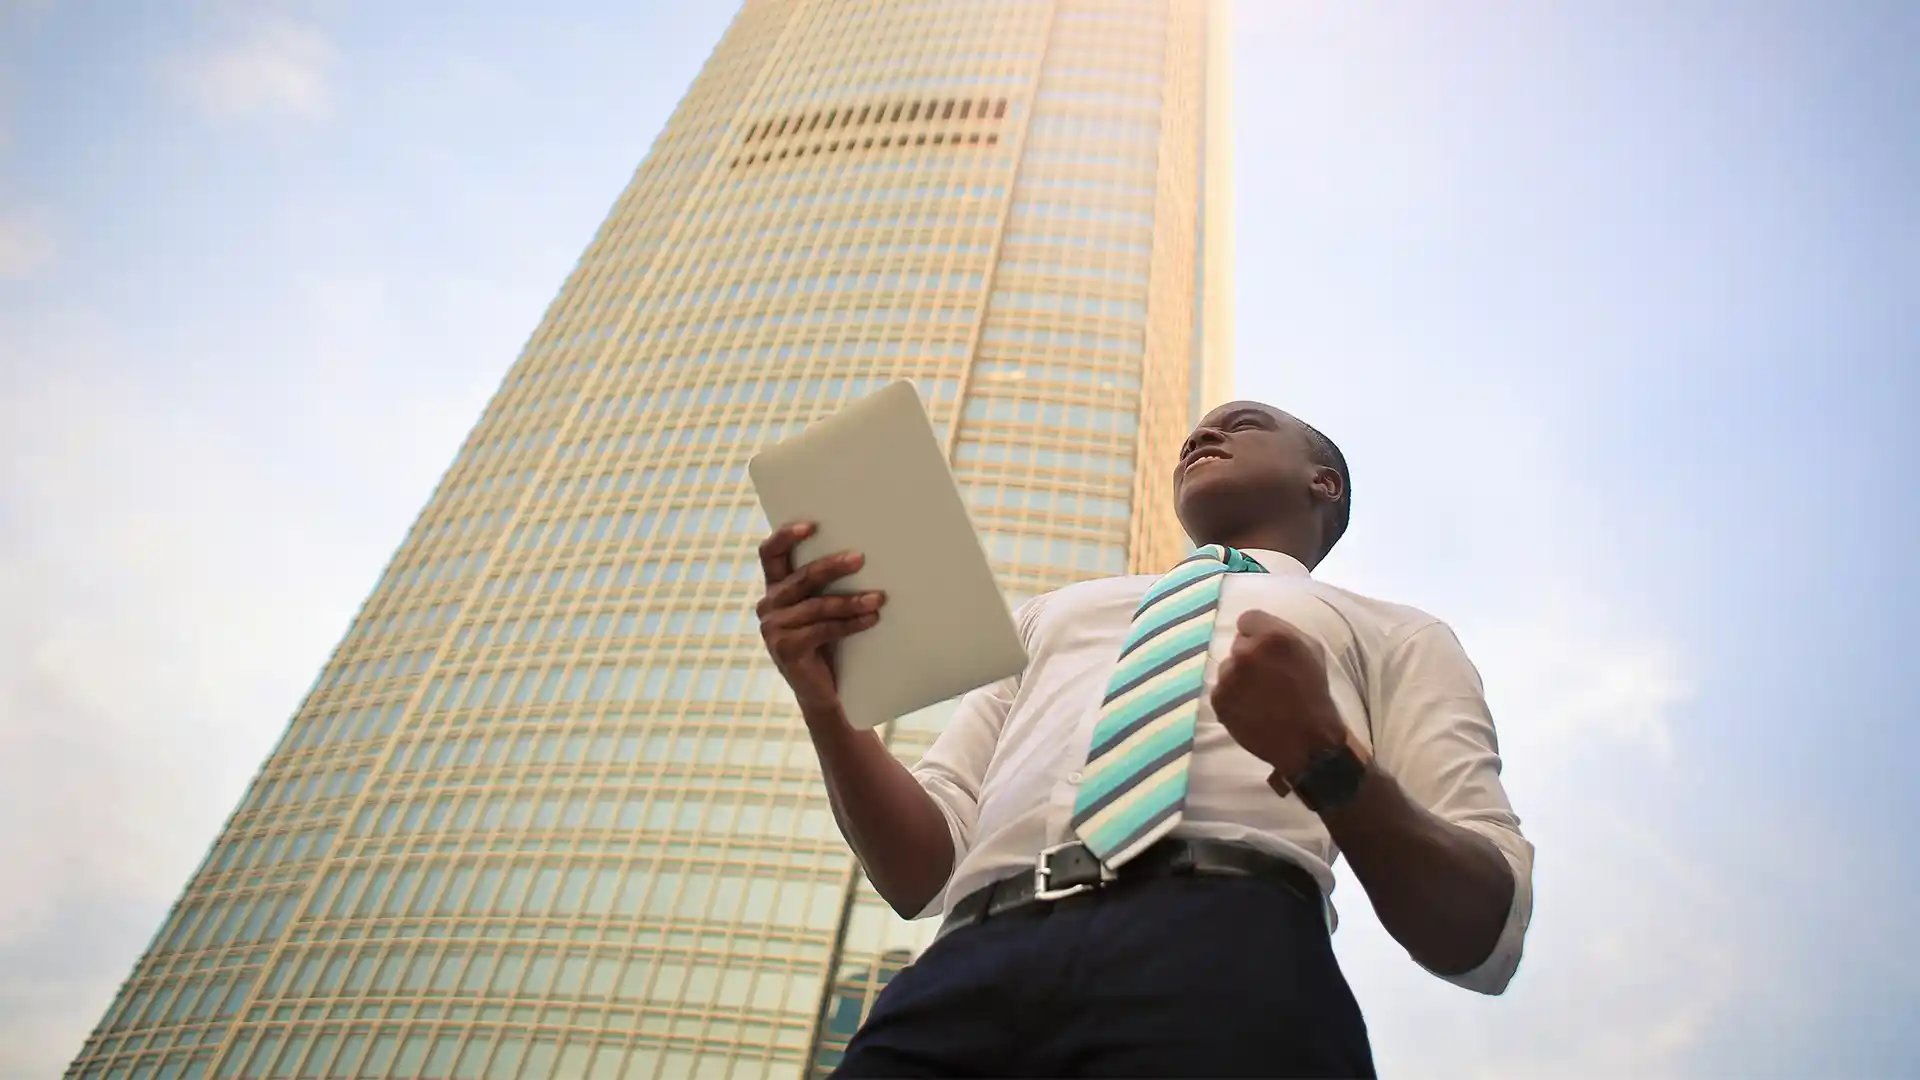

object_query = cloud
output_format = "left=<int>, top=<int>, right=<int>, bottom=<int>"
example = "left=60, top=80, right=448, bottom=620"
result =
left=1291, top=380, right=1718, bottom=1073
left=1341, top=808, right=1752, bottom=1079
left=0, top=206, right=51, bottom=279
left=0, top=894, right=160, bottom=1080
left=0, top=271, right=511, bottom=1075
left=1467, top=606, right=1694, bottom=765
left=0, top=0, right=58, bottom=19
left=1329, top=594, right=1737, bottom=1079
left=161, top=17, right=338, bottom=122
left=0, top=309, right=392, bottom=1076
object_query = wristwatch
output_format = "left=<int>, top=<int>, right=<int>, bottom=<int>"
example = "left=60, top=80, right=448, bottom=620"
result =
left=1287, top=744, right=1369, bottom=813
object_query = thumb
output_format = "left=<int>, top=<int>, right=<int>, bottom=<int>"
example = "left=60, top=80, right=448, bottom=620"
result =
left=1236, top=608, right=1285, bottom=635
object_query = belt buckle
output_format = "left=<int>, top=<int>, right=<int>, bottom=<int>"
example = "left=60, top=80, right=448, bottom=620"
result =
left=1033, top=841, right=1115, bottom=902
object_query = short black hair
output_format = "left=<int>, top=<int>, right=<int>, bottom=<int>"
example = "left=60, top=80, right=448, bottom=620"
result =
left=1296, top=419, right=1351, bottom=563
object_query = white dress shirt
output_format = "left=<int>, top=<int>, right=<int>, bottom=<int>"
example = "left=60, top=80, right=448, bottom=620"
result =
left=906, top=549, right=1534, bottom=995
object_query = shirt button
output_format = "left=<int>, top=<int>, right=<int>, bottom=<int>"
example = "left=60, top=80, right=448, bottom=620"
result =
left=1066, top=771, right=1083, bottom=784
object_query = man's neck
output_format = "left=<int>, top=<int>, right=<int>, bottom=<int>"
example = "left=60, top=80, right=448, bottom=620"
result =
left=1202, top=524, right=1317, bottom=569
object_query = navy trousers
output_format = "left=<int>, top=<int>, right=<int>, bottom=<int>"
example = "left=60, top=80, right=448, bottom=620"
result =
left=832, top=874, right=1376, bottom=1078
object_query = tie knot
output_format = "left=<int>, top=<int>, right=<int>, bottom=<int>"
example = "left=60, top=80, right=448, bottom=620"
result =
left=1190, top=544, right=1268, bottom=575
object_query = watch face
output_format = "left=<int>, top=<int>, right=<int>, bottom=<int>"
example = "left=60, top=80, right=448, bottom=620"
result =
left=1295, top=746, right=1365, bottom=811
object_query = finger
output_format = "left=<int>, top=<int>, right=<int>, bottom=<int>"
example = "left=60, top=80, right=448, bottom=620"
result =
left=764, top=549, right=865, bottom=610
left=1227, top=627, right=1269, bottom=660
left=1236, top=608, right=1287, bottom=636
left=1207, top=679, right=1244, bottom=724
left=758, top=521, right=815, bottom=585
left=1211, top=656, right=1239, bottom=698
left=760, top=591, right=886, bottom=630
left=777, top=613, right=880, bottom=656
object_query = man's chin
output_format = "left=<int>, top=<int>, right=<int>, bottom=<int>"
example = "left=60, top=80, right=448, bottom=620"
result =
left=1174, top=474, right=1244, bottom=530
left=1178, top=465, right=1237, bottom=498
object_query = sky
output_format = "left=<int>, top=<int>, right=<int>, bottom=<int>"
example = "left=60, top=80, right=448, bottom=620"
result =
left=1, top=1, right=1916, bottom=1077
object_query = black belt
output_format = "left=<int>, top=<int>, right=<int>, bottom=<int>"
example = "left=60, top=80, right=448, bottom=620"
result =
left=935, top=838, right=1321, bottom=944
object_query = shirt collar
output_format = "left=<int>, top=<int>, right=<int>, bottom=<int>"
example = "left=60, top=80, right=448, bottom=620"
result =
left=1238, top=548, right=1311, bottom=577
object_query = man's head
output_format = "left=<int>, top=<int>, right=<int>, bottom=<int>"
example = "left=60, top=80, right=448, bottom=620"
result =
left=1172, top=401, right=1350, bottom=568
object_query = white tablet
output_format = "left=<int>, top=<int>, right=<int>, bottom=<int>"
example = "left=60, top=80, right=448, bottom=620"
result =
left=749, top=380, right=1028, bottom=731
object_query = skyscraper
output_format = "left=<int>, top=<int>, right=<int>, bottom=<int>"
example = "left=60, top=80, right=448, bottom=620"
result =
left=67, top=1, right=1232, bottom=1077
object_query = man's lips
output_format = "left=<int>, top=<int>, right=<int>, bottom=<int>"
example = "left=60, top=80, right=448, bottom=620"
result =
left=1181, top=449, right=1230, bottom=476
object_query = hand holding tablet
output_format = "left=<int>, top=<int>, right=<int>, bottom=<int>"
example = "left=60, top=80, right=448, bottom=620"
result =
left=749, top=381, right=1029, bottom=731
left=752, top=522, right=884, bottom=719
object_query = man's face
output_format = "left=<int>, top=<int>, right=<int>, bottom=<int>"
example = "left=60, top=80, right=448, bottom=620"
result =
left=1173, top=401, right=1319, bottom=537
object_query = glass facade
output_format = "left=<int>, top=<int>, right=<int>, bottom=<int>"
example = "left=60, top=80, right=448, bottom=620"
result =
left=66, top=1, right=1231, bottom=1078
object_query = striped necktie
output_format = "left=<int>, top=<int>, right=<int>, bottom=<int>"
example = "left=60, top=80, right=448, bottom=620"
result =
left=1070, top=544, right=1269, bottom=868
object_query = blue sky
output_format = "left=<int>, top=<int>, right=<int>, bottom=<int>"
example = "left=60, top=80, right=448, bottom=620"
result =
left=1, top=1, right=1915, bottom=1077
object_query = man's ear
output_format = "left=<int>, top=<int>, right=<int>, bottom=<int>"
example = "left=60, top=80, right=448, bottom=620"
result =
left=1311, top=465, right=1343, bottom=506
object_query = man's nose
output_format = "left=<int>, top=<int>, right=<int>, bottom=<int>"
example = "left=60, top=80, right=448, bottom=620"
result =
left=1181, top=427, right=1225, bottom=458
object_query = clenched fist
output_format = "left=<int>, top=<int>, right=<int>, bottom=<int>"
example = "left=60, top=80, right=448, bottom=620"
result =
left=1210, top=609, right=1356, bottom=784
left=756, top=521, right=887, bottom=717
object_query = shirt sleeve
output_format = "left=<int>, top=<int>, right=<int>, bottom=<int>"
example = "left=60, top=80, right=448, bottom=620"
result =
left=902, top=595, right=1042, bottom=919
left=1369, top=620, right=1535, bottom=995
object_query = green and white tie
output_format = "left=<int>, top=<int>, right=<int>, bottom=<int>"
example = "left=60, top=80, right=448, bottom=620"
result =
left=1070, top=544, right=1269, bottom=868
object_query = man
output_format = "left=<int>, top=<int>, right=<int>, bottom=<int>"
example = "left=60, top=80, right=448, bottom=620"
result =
left=755, top=401, right=1533, bottom=1078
